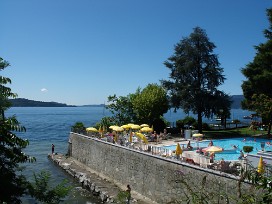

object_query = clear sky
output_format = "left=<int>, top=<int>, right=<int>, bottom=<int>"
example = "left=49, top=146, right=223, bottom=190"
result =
left=1, top=0, right=271, bottom=105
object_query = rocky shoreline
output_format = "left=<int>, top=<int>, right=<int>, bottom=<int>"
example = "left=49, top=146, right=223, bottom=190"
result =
left=48, top=153, right=154, bottom=204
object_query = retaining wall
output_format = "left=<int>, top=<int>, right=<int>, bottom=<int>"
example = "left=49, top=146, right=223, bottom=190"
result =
left=69, top=133, right=254, bottom=203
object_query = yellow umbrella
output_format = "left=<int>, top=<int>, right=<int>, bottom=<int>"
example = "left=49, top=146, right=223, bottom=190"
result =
left=203, top=146, right=223, bottom=153
left=127, top=123, right=134, bottom=128
left=113, top=126, right=124, bottom=132
left=192, top=133, right=203, bottom=137
left=121, top=124, right=130, bottom=130
left=109, top=125, right=118, bottom=129
left=140, top=124, right=149, bottom=127
left=86, top=127, right=98, bottom=132
left=136, top=132, right=148, bottom=144
left=257, top=156, right=265, bottom=174
left=176, top=143, right=182, bottom=156
left=131, top=124, right=141, bottom=130
left=140, top=127, right=153, bottom=132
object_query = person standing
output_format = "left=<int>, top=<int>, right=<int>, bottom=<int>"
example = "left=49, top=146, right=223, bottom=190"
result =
left=126, top=184, right=131, bottom=204
left=52, top=144, right=55, bottom=155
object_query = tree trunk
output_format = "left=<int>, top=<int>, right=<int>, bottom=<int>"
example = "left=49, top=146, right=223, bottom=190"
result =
left=198, top=111, right=202, bottom=133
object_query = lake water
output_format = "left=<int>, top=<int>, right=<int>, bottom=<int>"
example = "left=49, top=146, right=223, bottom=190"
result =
left=5, top=107, right=255, bottom=203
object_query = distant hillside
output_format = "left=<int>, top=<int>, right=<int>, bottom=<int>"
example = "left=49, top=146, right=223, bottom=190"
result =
left=230, top=95, right=244, bottom=109
left=9, top=98, right=76, bottom=107
left=9, top=95, right=244, bottom=108
left=81, top=104, right=105, bottom=107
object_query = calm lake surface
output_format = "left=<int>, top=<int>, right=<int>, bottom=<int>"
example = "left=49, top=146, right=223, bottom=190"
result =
left=6, top=107, right=255, bottom=203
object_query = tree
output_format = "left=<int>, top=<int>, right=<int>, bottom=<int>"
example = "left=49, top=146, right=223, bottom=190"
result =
left=0, top=57, right=35, bottom=203
left=241, top=8, right=272, bottom=135
left=71, top=121, right=86, bottom=134
left=28, top=171, right=71, bottom=204
left=131, top=84, right=169, bottom=125
left=106, top=94, right=135, bottom=125
left=0, top=57, right=70, bottom=203
left=161, top=27, right=230, bottom=133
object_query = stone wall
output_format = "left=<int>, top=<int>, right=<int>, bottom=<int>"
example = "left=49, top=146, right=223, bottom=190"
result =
left=69, top=133, right=253, bottom=203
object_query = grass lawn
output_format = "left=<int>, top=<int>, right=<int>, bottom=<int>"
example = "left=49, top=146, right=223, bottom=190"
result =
left=203, top=127, right=268, bottom=139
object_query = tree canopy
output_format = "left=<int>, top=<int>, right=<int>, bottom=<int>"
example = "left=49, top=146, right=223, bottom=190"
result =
left=241, top=8, right=272, bottom=135
left=132, top=83, right=169, bottom=125
left=161, top=27, right=230, bottom=132
left=106, top=84, right=169, bottom=127
left=0, top=57, right=35, bottom=203
left=0, top=57, right=70, bottom=203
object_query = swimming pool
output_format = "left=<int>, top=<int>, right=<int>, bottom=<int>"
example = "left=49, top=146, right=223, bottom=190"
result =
left=163, top=137, right=272, bottom=161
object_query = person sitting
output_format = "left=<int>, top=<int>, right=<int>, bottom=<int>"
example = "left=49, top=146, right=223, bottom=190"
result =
left=238, top=150, right=244, bottom=160
left=220, top=158, right=225, bottom=168
left=187, top=141, right=193, bottom=150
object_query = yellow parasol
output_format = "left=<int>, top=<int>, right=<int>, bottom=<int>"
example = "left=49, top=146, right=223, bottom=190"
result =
left=127, top=123, right=134, bottom=128
left=121, top=124, right=130, bottom=130
left=140, top=127, right=153, bottom=132
left=192, top=133, right=203, bottom=137
left=176, top=143, right=183, bottom=156
left=131, top=124, right=141, bottom=130
left=112, top=126, right=124, bottom=132
left=140, top=124, right=149, bottom=127
left=109, top=125, right=118, bottom=129
left=257, top=156, right=265, bottom=174
left=86, top=127, right=98, bottom=132
left=202, top=146, right=223, bottom=153
left=136, top=132, right=148, bottom=144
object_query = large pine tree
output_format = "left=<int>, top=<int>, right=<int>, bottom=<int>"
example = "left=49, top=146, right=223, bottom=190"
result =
left=162, top=27, right=231, bottom=132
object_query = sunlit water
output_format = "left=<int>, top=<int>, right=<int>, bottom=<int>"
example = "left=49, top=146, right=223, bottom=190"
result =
left=6, top=107, right=255, bottom=203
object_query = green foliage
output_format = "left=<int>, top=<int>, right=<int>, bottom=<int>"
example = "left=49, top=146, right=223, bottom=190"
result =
left=176, top=116, right=196, bottom=129
left=237, top=163, right=272, bottom=203
left=241, top=8, right=272, bottom=135
left=173, top=166, right=272, bottom=204
left=202, top=123, right=211, bottom=131
left=95, top=116, right=113, bottom=132
left=161, top=27, right=231, bottom=133
left=132, top=83, right=169, bottom=124
left=71, top=122, right=86, bottom=134
left=28, top=170, right=71, bottom=204
left=115, top=190, right=130, bottom=204
left=106, top=84, right=169, bottom=126
left=243, top=146, right=253, bottom=153
left=0, top=57, right=36, bottom=203
left=106, top=94, right=135, bottom=125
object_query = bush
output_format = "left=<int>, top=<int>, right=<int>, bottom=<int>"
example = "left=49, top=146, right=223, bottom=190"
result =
left=71, top=122, right=86, bottom=134
left=202, top=123, right=211, bottom=131
left=243, top=146, right=253, bottom=153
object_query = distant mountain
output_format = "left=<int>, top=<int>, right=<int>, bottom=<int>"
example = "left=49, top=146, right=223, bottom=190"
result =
left=230, top=95, right=244, bottom=109
left=9, top=98, right=76, bottom=107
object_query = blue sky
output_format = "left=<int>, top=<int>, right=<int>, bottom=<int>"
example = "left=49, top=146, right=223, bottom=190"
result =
left=1, top=1, right=271, bottom=105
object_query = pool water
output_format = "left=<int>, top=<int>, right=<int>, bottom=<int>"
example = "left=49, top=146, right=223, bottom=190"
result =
left=163, top=137, right=272, bottom=161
